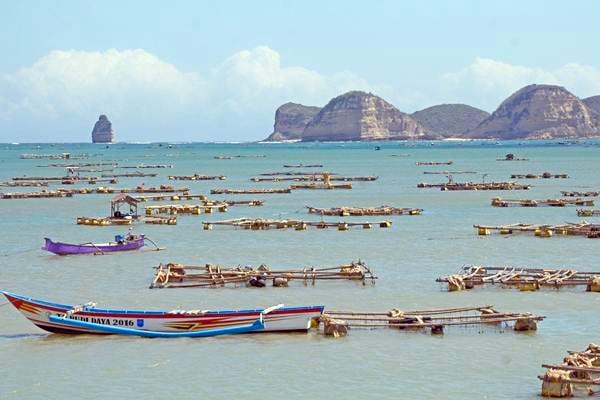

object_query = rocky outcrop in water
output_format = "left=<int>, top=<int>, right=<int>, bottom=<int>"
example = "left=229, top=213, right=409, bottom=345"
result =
left=301, top=91, right=429, bottom=141
left=265, top=103, right=321, bottom=141
left=411, top=104, right=490, bottom=136
left=466, top=85, right=600, bottom=139
left=91, top=115, right=114, bottom=143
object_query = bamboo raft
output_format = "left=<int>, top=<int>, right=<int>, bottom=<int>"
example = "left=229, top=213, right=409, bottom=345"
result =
left=145, top=204, right=229, bottom=215
left=94, top=186, right=190, bottom=194
left=539, top=344, right=600, bottom=397
left=1, top=190, right=74, bottom=199
left=210, top=188, right=291, bottom=194
left=562, top=191, right=599, bottom=197
left=437, top=265, right=600, bottom=292
left=0, top=181, right=49, bottom=187
left=202, top=218, right=393, bottom=231
left=416, top=161, right=453, bottom=166
left=144, top=216, right=177, bottom=225
left=76, top=217, right=134, bottom=226
left=251, top=175, right=377, bottom=182
left=290, top=183, right=353, bottom=190
left=319, top=305, right=543, bottom=337
left=307, top=206, right=422, bottom=216
left=418, top=182, right=531, bottom=191
left=101, top=172, right=158, bottom=178
left=168, top=174, right=226, bottom=181
left=511, top=173, right=568, bottom=179
left=577, top=209, right=600, bottom=217
left=474, top=222, right=600, bottom=238
left=423, top=171, right=477, bottom=175
left=150, top=261, right=376, bottom=289
left=283, top=164, right=323, bottom=168
left=491, top=197, right=594, bottom=207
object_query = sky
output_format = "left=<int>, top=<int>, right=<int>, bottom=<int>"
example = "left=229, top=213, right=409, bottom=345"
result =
left=1, top=0, right=599, bottom=142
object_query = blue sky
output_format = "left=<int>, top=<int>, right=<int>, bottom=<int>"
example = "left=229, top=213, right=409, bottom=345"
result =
left=1, top=0, right=599, bottom=142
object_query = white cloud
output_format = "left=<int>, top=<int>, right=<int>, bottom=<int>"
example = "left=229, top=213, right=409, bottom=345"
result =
left=439, top=57, right=600, bottom=110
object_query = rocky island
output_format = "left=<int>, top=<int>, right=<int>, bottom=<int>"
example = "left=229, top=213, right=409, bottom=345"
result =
left=91, top=115, right=115, bottom=143
left=265, top=85, right=600, bottom=142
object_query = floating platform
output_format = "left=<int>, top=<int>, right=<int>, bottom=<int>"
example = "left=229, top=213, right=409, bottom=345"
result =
left=76, top=217, right=134, bottom=226
left=1, top=190, right=73, bottom=199
left=202, top=218, right=392, bottom=231
left=562, top=191, right=599, bottom=197
left=258, top=171, right=332, bottom=176
left=283, top=164, right=323, bottom=168
left=120, top=164, right=173, bottom=169
left=150, top=261, right=376, bottom=289
left=211, top=188, right=291, bottom=194
left=539, top=344, right=600, bottom=397
left=319, top=305, right=543, bottom=337
left=251, top=175, right=377, bottom=182
left=0, top=181, right=49, bottom=187
left=577, top=209, right=600, bottom=217
left=307, top=206, right=422, bottom=216
left=491, top=197, right=594, bottom=207
left=145, top=204, right=229, bottom=215
left=418, top=182, right=531, bottom=191
left=133, top=194, right=208, bottom=202
left=511, top=173, right=568, bottom=179
left=214, top=155, right=266, bottom=159
left=20, top=153, right=86, bottom=160
left=38, top=162, right=117, bottom=168
left=415, top=161, right=453, bottom=166
left=290, top=183, right=352, bottom=190
left=437, top=265, right=600, bottom=293
left=423, top=171, right=477, bottom=175
left=474, top=222, right=600, bottom=238
left=101, top=172, right=158, bottom=178
left=168, top=174, right=226, bottom=181
left=94, top=186, right=190, bottom=194
left=144, top=216, right=177, bottom=225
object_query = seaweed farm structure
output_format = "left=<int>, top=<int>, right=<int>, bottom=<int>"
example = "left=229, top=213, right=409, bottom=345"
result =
left=577, top=209, right=600, bottom=217
left=437, top=265, right=600, bottom=293
left=211, top=188, right=291, bottom=195
left=319, top=305, right=543, bottom=337
left=418, top=181, right=530, bottom=191
left=150, top=261, right=376, bottom=289
left=474, top=222, right=600, bottom=238
left=511, top=173, right=568, bottom=179
left=306, top=206, right=422, bottom=216
left=491, top=197, right=594, bottom=207
left=415, top=161, right=453, bottom=166
left=169, top=174, right=226, bottom=181
left=202, top=218, right=392, bottom=231
left=562, top=191, right=599, bottom=197
left=539, top=344, right=600, bottom=397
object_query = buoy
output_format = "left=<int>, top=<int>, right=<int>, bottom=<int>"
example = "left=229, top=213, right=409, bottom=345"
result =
left=431, top=325, right=444, bottom=335
left=500, top=229, right=513, bottom=234
left=514, top=317, right=537, bottom=331
left=338, top=223, right=348, bottom=231
left=478, top=227, right=490, bottom=235
left=541, top=370, right=573, bottom=398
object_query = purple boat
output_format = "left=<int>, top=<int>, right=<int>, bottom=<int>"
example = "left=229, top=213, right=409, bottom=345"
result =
left=42, top=234, right=145, bottom=255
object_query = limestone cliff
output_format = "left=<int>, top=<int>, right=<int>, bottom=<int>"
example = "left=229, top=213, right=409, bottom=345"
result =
left=411, top=104, right=490, bottom=136
left=265, top=103, right=321, bottom=141
left=466, top=85, right=599, bottom=139
left=91, top=115, right=114, bottom=143
left=583, top=95, right=600, bottom=116
left=301, top=91, right=429, bottom=141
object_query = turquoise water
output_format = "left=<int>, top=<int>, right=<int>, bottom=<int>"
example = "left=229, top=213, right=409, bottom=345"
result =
left=0, top=141, right=599, bottom=399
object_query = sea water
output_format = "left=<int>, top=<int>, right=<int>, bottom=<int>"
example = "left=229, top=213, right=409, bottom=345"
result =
left=0, top=140, right=599, bottom=399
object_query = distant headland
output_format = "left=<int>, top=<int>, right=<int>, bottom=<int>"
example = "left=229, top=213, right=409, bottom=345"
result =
left=265, top=84, right=600, bottom=142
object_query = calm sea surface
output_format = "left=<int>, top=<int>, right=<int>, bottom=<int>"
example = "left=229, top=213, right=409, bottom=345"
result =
left=0, top=140, right=599, bottom=399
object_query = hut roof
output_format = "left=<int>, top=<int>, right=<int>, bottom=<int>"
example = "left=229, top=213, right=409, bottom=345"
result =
left=111, top=193, right=139, bottom=205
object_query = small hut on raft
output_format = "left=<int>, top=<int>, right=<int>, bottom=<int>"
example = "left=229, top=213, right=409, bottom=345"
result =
left=110, top=193, right=139, bottom=219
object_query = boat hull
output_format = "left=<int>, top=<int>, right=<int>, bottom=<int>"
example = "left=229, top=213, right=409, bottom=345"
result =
left=42, top=236, right=145, bottom=255
left=2, top=292, right=324, bottom=334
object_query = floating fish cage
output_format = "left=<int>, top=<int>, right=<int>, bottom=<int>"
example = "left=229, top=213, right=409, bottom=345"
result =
left=1, top=190, right=73, bottom=199
left=511, top=173, right=568, bottom=179
left=415, top=161, right=453, bottom=165
left=150, top=261, right=376, bottom=289
left=290, top=183, right=352, bottom=190
left=133, top=194, right=209, bottom=202
left=0, top=181, right=49, bottom=187
left=168, top=174, right=226, bottom=181
left=539, top=344, right=600, bottom=398
left=306, top=206, right=422, bottom=216
left=251, top=175, right=377, bottom=182
left=94, top=186, right=190, bottom=194
left=577, top=209, right=600, bottom=217
left=119, top=164, right=173, bottom=169
left=202, top=218, right=392, bottom=231
left=562, top=191, right=599, bottom=197
left=283, top=164, right=323, bottom=168
left=144, top=216, right=177, bottom=225
left=491, top=197, right=594, bottom=207
left=437, top=265, right=600, bottom=293
left=418, top=182, right=531, bottom=191
left=258, top=171, right=332, bottom=176
left=145, top=203, right=228, bottom=215
left=473, top=222, right=600, bottom=238
left=422, top=170, right=477, bottom=175
left=319, top=305, right=543, bottom=338
left=210, top=188, right=291, bottom=194
left=101, top=172, right=157, bottom=178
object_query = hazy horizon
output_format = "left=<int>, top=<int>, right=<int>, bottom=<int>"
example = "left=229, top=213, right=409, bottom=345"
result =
left=1, top=0, right=600, bottom=142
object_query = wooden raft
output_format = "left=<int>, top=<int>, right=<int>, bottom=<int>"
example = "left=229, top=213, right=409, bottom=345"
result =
left=577, top=209, right=600, bottom=217
left=150, top=261, right=376, bottom=289
left=1, top=190, right=74, bottom=199
left=539, top=344, right=600, bottom=397
left=251, top=175, right=377, bottom=182
left=94, top=186, right=190, bottom=194
left=169, top=174, right=226, bottom=181
left=211, top=188, right=291, bottom=194
left=491, top=197, right=594, bottom=207
left=511, top=173, right=568, bottom=179
left=202, top=218, right=392, bottom=231
left=474, top=222, right=600, bottom=238
left=101, top=172, right=157, bottom=178
left=423, top=171, right=477, bottom=175
left=307, top=206, right=422, bottom=216
left=320, top=305, right=543, bottom=337
left=437, top=265, right=600, bottom=292
left=258, top=171, right=332, bottom=176
left=283, top=164, right=323, bottom=168
left=415, top=161, right=453, bottom=165
left=290, top=183, right=352, bottom=190
left=0, top=181, right=49, bottom=187
left=145, top=204, right=229, bottom=215
left=562, top=191, right=599, bottom=197
left=418, top=182, right=530, bottom=191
